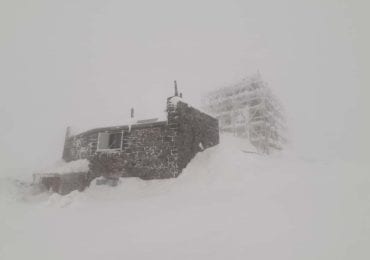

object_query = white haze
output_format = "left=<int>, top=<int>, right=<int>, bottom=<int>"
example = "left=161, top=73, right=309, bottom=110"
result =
left=0, top=0, right=369, bottom=177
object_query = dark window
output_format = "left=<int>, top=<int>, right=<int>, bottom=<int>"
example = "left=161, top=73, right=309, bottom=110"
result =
left=98, top=131, right=122, bottom=150
left=108, top=133, right=122, bottom=149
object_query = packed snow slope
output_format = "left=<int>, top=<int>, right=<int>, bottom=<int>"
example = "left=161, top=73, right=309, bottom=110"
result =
left=1, top=135, right=369, bottom=260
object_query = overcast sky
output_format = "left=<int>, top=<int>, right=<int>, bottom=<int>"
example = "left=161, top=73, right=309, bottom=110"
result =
left=0, top=0, right=369, bottom=177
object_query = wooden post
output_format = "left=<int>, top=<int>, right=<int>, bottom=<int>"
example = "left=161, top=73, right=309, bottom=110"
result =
left=62, top=126, right=71, bottom=161
left=174, top=80, right=178, bottom=96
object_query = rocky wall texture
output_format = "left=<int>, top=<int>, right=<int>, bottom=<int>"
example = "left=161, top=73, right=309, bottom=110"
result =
left=169, top=99, right=219, bottom=172
left=39, top=172, right=89, bottom=195
left=89, top=122, right=179, bottom=179
left=60, top=97, right=219, bottom=183
left=62, top=131, right=98, bottom=162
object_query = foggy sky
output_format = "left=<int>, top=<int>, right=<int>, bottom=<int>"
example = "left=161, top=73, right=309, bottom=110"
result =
left=1, top=0, right=369, bottom=177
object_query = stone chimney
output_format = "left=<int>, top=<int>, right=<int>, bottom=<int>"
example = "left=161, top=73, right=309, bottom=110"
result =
left=167, top=81, right=181, bottom=125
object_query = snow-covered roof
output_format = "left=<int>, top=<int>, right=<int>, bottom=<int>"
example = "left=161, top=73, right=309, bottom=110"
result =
left=69, top=112, right=168, bottom=137
left=136, top=118, right=160, bottom=124
left=67, top=95, right=213, bottom=137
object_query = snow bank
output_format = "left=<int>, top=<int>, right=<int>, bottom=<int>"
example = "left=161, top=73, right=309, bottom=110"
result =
left=1, top=134, right=370, bottom=260
left=36, top=159, right=89, bottom=175
left=168, top=95, right=183, bottom=106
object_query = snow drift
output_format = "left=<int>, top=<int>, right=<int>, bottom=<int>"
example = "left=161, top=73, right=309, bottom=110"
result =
left=0, top=135, right=369, bottom=260
left=36, top=159, right=90, bottom=175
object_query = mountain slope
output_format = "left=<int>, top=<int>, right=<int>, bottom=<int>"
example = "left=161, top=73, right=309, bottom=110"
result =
left=0, top=135, right=369, bottom=260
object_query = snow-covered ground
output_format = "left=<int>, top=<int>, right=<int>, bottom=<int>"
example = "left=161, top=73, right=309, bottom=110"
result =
left=1, top=135, right=369, bottom=260
left=36, top=159, right=90, bottom=175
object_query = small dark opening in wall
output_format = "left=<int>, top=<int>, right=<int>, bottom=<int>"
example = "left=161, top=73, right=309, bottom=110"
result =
left=109, top=133, right=122, bottom=149
left=98, top=131, right=123, bottom=150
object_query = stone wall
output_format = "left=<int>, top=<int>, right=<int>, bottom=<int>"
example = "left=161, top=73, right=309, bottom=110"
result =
left=63, top=130, right=99, bottom=162
left=37, top=172, right=89, bottom=195
left=89, top=122, right=179, bottom=179
left=168, top=99, right=219, bottom=172
left=61, top=96, right=219, bottom=182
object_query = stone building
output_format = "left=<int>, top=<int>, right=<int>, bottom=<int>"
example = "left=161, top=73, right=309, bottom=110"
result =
left=35, top=86, right=219, bottom=194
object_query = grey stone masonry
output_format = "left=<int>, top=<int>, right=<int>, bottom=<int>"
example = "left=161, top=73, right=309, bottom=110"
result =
left=60, top=95, right=219, bottom=183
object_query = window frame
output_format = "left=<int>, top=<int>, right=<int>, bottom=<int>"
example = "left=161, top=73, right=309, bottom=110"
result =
left=96, top=130, right=124, bottom=152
